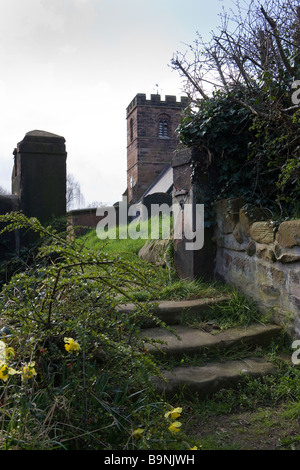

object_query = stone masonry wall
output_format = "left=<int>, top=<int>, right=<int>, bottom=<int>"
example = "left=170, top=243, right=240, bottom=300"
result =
left=214, top=198, right=300, bottom=338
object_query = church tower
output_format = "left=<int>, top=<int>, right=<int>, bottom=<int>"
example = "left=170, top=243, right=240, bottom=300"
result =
left=126, top=93, right=188, bottom=204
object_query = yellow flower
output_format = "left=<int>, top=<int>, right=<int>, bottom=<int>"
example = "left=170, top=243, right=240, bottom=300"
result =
left=20, top=362, right=37, bottom=381
left=168, top=421, right=182, bottom=434
left=164, top=407, right=182, bottom=420
left=0, top=364, right=9, bottom=382
left=189, top=446, right=198, bottom=450
left=5, top=347, right=15, bottom=361
left=0, top=364, right=18, bottom=382
left=64, top=337, right=81, bottom=354
left=133, top=428, right=144, bottom=438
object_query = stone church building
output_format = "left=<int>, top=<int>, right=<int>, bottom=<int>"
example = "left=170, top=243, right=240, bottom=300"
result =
left=125, top=93, right=189, bottom=205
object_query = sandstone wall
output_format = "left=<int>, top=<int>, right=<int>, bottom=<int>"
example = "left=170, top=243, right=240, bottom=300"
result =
left=214, top=198, right=300, bottom=337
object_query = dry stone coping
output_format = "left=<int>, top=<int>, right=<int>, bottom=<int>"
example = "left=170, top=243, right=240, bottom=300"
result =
left=239, top=206, right=269, bottom=237
left=250, top=221, right=275, bottom=244
left=276, top=220, right=300, bottom=248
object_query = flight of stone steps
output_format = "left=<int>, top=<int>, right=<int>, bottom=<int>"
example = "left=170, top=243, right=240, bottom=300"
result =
left=119, top=296, right=282, bottom=399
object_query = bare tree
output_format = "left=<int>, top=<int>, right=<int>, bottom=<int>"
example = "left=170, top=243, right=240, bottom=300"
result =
left=66, top=174, right=85, bottom=211
left=0, top=186, right=9, bottom=196
left=171, top=0, right=300, bottom=111
left=171, top=0, right=300, bottom=216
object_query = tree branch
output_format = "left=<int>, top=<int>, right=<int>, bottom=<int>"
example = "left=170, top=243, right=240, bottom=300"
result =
left=260, top=6, right=295, bottom=77
left=172, top=59, right=208, bottom=99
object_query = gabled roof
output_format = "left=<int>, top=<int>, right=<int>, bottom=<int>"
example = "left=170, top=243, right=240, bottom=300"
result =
left=138, top=165, right=173, bottom=202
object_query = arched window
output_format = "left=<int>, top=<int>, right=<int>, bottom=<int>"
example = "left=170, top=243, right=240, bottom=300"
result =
left=158, top=115, right=170, bottom=138
left=130, top=118, right=134, bottom=142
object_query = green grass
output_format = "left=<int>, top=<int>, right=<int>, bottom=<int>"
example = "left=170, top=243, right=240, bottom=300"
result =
left=182, top=357, right=300, bottom=450
left=78, top=225, right=145, bottom=256
left=78, top=223, right=271, bottom=332
left=78, top=221, right=233, bottom=303
left=80, top=215, right=173, bottom=256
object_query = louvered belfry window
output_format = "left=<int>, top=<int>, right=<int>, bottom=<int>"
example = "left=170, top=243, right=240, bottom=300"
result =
left=158, top=118, right=169, bottom=138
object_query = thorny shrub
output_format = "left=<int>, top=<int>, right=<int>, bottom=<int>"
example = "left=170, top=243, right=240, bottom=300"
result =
left=0, top=212, right=181, bottom=450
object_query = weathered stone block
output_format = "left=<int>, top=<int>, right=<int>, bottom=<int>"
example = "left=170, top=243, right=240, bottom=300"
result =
left=138, top=239, right=172, bottom=267
left=250, top=221, right=275, bottom=244
left=246, top=240, right=256, bottom=256
left=214, top=198, right=244, bottom=234
left=233, top=222, right=247, bottom=244
left=213, top=199, right=299, bottom=337
left=239, top=205, right=269, bottom=237
left=257, top=283, right=280, bottom=298
left=214, top=230, right=248, bottom=252
left=270, top=266, right=286, bottom=285
left=274, top=242, right=300, bottom=263
left=256, top=245, right=276, bottom=262
left=277, top=252, right=300, bottom=263
left=276, top=220, right=300, bottom=248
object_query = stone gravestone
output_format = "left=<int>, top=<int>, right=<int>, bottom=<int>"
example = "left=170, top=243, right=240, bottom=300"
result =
left=12, top=130, right=67, bottom=226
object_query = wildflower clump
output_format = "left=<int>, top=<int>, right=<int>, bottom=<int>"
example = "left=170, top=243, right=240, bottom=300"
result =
left=164, top=407, right=182, bottom=420
left=164, top=406, right=183, bottom=435
left=132, top=428, right=144, bottom=438
left=0, top=340, right=30, bottom=383
left=0, top=363, right=18, bottom=382
left=168, top=421, right=182, bottom=434
left=64, top=337, right=81, bottom=355
left=20, top=362, right=37, bottom=381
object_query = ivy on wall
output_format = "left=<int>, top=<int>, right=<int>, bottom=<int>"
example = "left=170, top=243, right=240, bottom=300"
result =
left=172, top=1, right=300, bottom=222
left=177, top=88, right=300, bottom=222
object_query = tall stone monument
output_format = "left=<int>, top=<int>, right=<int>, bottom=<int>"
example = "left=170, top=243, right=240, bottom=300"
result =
left=12, top=130, right=67, bottom=225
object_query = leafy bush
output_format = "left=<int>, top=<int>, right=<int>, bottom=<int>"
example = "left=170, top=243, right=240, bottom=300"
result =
left=174, top=0, right=300, bottom=219
left=0, top=212, right=176, bottom=449
left=178, top=89, right=300, bottom=220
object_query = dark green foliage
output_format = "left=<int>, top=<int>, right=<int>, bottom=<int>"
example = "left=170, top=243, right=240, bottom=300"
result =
left=0, top=212, right=169, bottom=449
left=173, top=1, right=300, bottom=220
left=178, top=88, right=300, bottom=220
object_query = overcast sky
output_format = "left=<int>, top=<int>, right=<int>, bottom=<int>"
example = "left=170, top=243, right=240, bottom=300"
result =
left=0, top=0, right=232, bottom=206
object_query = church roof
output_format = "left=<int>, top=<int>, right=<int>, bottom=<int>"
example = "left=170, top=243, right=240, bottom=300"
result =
left=138, top=165, right=173, bottom=201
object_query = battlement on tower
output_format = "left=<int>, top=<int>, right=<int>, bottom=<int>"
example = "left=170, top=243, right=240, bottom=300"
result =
left=126, top=93, right=189, bottom=116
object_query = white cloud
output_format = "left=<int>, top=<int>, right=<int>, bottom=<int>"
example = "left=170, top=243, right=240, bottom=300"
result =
left=0, top=0, right=231, bottom=204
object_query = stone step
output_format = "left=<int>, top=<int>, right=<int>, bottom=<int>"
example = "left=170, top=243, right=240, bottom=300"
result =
left=120, top=296, right=282, bottom=401
left=142, top=323, right=282, bottom=359
left=118, top=295, right=231, bottom=326
left=152, top=357, right=277, bottom=399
